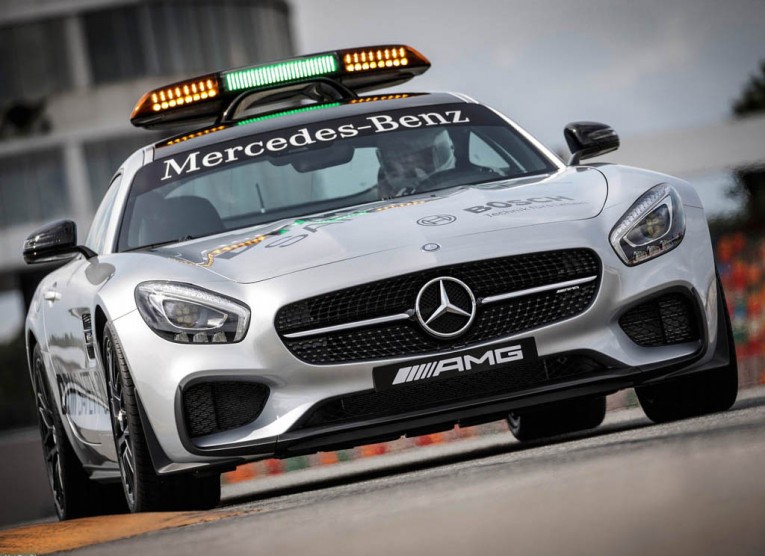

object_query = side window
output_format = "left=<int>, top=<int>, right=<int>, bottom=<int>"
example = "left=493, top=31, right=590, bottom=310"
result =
left=469, top=133, right=515, bottom=173
left=86, top=174, right=122, bottom=253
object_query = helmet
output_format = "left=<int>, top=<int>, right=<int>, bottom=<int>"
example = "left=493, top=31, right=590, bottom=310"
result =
left=377, top=128, right=455, bottom=198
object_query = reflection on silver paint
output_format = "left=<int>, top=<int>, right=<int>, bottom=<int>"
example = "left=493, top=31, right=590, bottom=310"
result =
left=706, top=279, right=718, bottom=342
left=57, top=369, right=109, bottom=417
left=85, top=262, right=116, bottom=286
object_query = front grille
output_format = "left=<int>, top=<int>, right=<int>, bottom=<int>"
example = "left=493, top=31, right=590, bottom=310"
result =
left=276, top=249, right=600, bottom=364
left=619, top=292, right=700, bottom=347
left=182, top=381, right=269, bottom=438
left=296, top=354, right=604, bottom=430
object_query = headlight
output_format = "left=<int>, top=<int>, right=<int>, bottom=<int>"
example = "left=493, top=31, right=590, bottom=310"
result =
left=135, top=282, right=250, bottom=343
left=610, top=184, right=685, bottom=266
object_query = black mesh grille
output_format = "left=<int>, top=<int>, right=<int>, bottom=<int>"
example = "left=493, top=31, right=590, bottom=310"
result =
left=297, top=354, right=604, bottom=429
left=619, top=293, right=700, bottom=347
left=276, top=249, right=600, bottom=364
left=183, top=381, right=269, bottom=438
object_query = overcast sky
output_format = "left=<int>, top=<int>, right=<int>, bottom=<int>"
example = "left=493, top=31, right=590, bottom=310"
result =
left=290, top=0, right=764, bottom=149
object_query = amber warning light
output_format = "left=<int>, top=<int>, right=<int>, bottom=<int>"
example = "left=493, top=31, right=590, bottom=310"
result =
left=343, top=47, right=409, bottom=72
left=130, top=45, right=430, bottom=129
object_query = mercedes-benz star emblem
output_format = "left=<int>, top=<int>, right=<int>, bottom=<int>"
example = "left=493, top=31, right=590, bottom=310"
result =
left=415, top=277, right=476, bottom=338
left=417, top=214, right=456, bottom=226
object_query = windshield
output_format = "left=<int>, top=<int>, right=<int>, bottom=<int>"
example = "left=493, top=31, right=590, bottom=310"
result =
left=117, top=103, right=557, bottom=251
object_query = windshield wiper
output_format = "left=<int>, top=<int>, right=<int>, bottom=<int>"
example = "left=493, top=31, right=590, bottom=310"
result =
left=255, top=183, right=267, bottom=214
left=125, top=235, right=196, bottom=252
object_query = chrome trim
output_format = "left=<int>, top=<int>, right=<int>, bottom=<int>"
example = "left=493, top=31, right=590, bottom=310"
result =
left=282, top=275, right=597, bottom=339
left=282, top=312, right=412, bottom=339
left=481, top=276, right=598, bottom=305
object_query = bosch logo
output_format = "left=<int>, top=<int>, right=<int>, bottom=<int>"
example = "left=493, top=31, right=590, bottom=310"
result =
left=415, top=277, right=476, bottom=338
left=417, top=214, right=456, bottom=226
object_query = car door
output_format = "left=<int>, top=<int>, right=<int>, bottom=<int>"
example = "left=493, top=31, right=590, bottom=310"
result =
left=43, top=176, right=122, bottom=454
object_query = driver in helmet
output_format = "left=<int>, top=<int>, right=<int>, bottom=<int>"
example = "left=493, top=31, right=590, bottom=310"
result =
left=376, top=128, right=455, bottom=199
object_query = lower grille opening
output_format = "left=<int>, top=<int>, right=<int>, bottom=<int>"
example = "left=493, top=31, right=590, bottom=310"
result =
left=619, top=292, right=700, bottom=347
left=183, top=381, right=269, bottom=439
left=295, top=354, right=604, bottom=430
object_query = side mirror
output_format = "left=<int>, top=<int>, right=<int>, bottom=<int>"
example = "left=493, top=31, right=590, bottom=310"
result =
left=23, top=220, right=96, bottom=264
left=564, top=122, right=619, bottom=165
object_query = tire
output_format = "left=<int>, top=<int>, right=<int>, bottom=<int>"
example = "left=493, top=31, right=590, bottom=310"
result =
left=636, top=275, right=738, bottom=424
left=31, top=344, right=127, bottom=520
left=507, top=396, right=606, bottom=442
left=103, top=323, right=220, bottom=512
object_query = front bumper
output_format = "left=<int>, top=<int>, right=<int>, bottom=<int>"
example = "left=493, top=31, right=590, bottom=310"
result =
left=112, top=204, right=722, bottom=473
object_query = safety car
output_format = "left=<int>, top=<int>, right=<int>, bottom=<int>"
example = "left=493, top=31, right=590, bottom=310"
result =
left=23, top=45, right=737, bottom=518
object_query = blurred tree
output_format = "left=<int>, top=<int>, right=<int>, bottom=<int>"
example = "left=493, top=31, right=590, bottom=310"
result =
left=733, top=60, right=765, bottom=118
left=728, top=60, right=765, bottom=230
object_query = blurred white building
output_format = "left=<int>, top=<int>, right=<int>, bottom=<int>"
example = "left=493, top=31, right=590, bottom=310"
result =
left=0, top=0, right=294, bottom=306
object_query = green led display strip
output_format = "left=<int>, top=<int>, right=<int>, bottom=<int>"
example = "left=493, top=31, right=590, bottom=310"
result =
left=236, top=102, right=341, bottom=125
left=224, top=55, right=339, bottom=92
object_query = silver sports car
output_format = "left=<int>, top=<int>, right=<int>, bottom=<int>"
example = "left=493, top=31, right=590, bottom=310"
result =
left=23, top=45, right=737, bottom=519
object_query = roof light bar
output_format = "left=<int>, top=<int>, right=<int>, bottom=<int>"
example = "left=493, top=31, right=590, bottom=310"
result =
left=224, top=54, right=338, bottom=91
left=343, top=47, right=409, bottom=72
left=349, top=94, right=411, bottom=103
left=131, top=45, right=429, bottom=129
left=151, top=77, right=219, bottom=111
left=236, top=102, right=342, bottom=126
left=164, top=125, right=227, bottom=146
left=131, top=74, right=222, bottom=128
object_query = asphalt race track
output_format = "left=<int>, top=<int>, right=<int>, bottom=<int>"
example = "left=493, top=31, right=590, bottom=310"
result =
left=3, top=386, right=765, bottom=555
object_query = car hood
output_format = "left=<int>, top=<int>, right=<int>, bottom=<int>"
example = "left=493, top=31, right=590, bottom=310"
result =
left=154, top=167, right=607, bottom=283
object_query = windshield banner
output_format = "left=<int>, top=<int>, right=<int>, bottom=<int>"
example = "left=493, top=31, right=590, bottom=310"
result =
left=155, top=104, right=490, bottom=183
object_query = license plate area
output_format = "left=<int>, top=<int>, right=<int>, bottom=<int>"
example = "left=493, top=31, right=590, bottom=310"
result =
left=373, top=338, right=538, bottom=392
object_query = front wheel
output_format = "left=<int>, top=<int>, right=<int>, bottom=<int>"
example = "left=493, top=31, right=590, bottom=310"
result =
left=507, top=396, right=606, bottom=442
left=103, top=323, right=220, bottom=512
left=32, top=344, right=126, bottom=520
left=636, top=276, right=738, bottom=424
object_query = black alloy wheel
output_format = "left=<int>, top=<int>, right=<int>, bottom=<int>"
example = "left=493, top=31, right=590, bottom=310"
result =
left=31, top=344, right=126, bottom=520
left=508, top=396, right=607, bottom=442
left=33, top=350, right=66, bottom=518
left=636, top=274, right=739, bottom=423
left=104, top=331, right=137, bottom=509
left=103, top=323, right=221, bottom=512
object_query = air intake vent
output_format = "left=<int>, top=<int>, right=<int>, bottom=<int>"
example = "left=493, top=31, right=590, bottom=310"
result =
left=182, top=381, right=269, bottom=439
left=81, top=313, right=95, bottom=359
left=619, top=293, right=700, bottom=347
